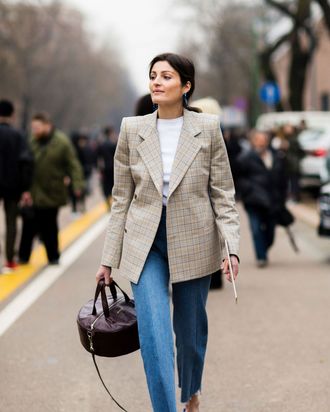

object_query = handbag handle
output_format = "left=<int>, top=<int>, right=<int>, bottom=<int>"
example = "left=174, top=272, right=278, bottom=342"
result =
left=92, top=280, right=132, bottom=318
left=88, top=280, right=132, bottom=411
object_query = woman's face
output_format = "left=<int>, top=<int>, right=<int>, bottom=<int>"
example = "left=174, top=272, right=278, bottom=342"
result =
left=149, top=60, right=190, bottom=107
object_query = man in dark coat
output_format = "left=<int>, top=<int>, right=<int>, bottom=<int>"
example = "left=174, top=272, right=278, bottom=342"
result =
left=237, top=129, right=287, bottom=267
left=0, top=100, right=33, bottom=271
left=283, top=123, right=304, bottom=202
left=97, top=126, right=117, bottom=210
left=70, top=131, right=95, bottom=214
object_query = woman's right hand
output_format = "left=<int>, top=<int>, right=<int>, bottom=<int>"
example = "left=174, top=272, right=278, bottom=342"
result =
left=95, top=265, right=112, bottom=285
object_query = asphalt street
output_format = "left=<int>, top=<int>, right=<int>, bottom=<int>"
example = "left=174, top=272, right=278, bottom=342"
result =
left=0, top=202, right=330, bottom=412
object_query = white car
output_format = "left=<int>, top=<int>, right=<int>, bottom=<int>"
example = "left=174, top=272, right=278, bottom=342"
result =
left=256, top=111, right=330, bottom=188
left=256, top=111, right=330, bottom=131
left=298, top=128, right=330, bottom=187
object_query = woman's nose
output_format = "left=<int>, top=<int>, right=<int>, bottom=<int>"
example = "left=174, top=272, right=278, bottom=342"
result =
left=152, top=76, right=161, bottom=85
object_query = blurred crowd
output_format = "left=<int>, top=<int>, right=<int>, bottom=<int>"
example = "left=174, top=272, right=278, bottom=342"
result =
left=1, top=96, right=330, bottom=276
left=222, top=119, right=330, bottom=268
left=0, top=99, right=118, bottom=274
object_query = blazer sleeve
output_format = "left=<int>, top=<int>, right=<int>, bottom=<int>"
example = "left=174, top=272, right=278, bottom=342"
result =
left=101, top=118, right=135, bottom=268
left=209, top=119, right=240, bottom=259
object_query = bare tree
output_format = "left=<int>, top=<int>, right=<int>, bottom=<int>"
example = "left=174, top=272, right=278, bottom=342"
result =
left=177, top=0, right=264, bottom=123
left=261, top=0, right=330, bottom=111
left=0, top=1, right=135, bottom=131
left=178, top=0, right=330, bottom=115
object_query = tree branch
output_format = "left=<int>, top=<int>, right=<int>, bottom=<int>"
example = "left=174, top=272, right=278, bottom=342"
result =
left=267, top=30, right=293, bottom=55
left=265, top=0, right=296, bottom=20
left=265, top=0, right=312, bottom=28
left=315, top=0, right=330, bottom=33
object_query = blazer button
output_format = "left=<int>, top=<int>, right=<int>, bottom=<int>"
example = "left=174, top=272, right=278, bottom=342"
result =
left=134, top=194, right=137, bottom=199
left=124, top=228, right=127, bottom=233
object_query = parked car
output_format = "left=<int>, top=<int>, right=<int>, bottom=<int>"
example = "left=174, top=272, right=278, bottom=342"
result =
left=256, top=111, right=330, bottom=131
left=298, top=127, right=330, bottom=187
left=256, top=111, right=330, bottom=188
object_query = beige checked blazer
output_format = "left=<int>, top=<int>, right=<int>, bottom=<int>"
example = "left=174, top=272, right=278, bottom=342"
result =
left=101, top=108, right=240, bottom=284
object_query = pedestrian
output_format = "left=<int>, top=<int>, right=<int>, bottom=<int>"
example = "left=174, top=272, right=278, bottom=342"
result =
left=135, top=93, right=154, bottom=116
left=0, top=99, right=33, bottom=272
left=237, top=129, right=287, bottom=267
left=70, top=131, right=95, bottom=214
left=95, top=52, right=240, bottom=412
left=97, top=126, right=117, bottom=210
left=19, top=112, right=84, bottom=265
left=282, top=123, right=304, bottom=202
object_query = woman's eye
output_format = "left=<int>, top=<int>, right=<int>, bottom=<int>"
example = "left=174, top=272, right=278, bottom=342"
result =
left=164, top=76, right=171, bottom=80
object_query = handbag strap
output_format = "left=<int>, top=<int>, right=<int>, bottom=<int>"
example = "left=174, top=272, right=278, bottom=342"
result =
left=92, top=280, right=132, bottom=318
left=91, top=353, right=128, bottom=412
left=90, top=279, right=133, bottom=410
left=111, top=281, right=131, bottom=304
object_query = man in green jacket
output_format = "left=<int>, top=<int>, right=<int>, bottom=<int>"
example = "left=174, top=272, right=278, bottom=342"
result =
left=19, top=112, right=84, bottom=264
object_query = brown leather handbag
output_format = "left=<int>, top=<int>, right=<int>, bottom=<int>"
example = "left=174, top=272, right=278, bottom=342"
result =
left=77, top=280, right=139, bottom=411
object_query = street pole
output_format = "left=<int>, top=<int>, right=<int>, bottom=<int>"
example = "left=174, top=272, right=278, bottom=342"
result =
left=251, top=22, right=261, bottom=127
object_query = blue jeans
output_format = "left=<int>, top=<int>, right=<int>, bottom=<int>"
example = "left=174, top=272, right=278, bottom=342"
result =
left=131, top=206, right=211, bottom=411
left=246, top=207, right=275, bottom=261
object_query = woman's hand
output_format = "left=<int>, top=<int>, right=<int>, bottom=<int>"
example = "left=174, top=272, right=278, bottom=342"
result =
left=95, top=265, right=112, bottom=285
left=221, top=255, right=239, bottom=282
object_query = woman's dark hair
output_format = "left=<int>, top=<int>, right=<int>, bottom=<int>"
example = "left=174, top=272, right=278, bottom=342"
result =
left=149, top=53, right=201, bottom=113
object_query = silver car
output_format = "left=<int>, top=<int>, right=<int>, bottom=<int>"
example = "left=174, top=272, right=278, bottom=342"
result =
left=298, top=128, right=330, bottom=187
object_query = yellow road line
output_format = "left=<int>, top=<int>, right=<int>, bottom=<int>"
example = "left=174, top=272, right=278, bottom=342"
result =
left=0, top=202, right=108, bottom=302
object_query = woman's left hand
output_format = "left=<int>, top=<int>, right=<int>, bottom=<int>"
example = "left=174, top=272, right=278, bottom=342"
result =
left=221, top=255, right=239, bottom=282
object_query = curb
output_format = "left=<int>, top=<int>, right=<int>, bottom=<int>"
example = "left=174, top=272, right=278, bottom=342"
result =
left=287, top=202, right=319, bottom=229
left=0, top=202, right=108, bottom=302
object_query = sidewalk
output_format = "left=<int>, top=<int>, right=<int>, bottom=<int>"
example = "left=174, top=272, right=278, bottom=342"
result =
left=0, top=174, right=107, bottom=303
left=0, top=173, right=104, bottom=256
left=287, top=200, right=319, bottom=228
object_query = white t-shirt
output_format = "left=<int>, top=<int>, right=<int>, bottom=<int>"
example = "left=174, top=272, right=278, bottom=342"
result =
left=157, top=116, right=183, bottom=205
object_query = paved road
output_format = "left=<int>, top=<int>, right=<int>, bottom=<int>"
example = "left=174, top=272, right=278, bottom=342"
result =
left=0, top=204, right=330, bottom=412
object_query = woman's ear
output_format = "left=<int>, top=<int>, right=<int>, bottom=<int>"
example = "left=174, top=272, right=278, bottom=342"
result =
left=184, top=81, right=191, bottom=94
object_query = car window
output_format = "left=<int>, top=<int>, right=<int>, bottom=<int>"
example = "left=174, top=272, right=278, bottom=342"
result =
left=298, top=129, right=323, bottom=144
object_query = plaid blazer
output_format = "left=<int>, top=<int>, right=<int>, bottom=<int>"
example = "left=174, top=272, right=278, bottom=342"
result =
left=101, top=108, right=240, bottom=284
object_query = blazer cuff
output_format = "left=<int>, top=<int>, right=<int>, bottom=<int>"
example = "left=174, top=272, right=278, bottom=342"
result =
left=229, top=254, right=240, bottom=263
left=101, top=256, right=120, bottom=269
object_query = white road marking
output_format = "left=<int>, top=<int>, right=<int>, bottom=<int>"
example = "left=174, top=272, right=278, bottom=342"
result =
left=0, top=215, right=108, bottom=337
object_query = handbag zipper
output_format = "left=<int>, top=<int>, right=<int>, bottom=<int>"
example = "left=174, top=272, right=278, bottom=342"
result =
left=87, top=296, right=125, bottom=352
left=91, top=296, right=125, bottom=330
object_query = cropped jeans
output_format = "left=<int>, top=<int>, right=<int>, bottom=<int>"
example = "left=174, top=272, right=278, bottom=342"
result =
left=131, top=206, right=211, bottom=412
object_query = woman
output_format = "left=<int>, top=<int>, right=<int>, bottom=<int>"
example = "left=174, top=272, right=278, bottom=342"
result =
left=96, top=53, right=240, bottom=412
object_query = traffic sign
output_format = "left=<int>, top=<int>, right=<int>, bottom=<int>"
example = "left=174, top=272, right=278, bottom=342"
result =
left=260, top=82, right=281, bottom=105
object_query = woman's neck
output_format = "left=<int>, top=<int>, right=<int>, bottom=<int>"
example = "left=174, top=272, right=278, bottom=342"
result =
left=157, top=103, right=184, bottom=119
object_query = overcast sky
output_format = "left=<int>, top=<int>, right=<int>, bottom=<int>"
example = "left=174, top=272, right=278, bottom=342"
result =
left=65, top=0, right=184, bottom=95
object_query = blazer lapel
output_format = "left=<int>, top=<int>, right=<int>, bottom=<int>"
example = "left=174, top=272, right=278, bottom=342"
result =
left=168, top=109, right=202, bottom=199
left=137, top=111, right=163, bottom=196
